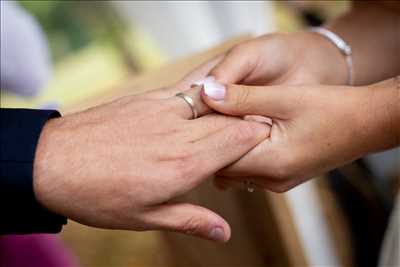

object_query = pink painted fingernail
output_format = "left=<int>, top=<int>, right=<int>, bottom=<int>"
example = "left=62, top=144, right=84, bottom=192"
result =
left=193, top=76, right=215, bottom=86
left=203, top=80, right=225, bottom=101
left=209, top=227, right=226, bottom=242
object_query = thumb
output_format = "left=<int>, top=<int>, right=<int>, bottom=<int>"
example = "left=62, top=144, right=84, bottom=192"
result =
left=200, top=81, right=293, bottom=118
left=143, top=203, right=231, bottom=243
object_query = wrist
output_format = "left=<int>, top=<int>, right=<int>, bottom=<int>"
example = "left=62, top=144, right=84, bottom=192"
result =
left=371, top=78, right=400, bottom=150
left=33, top=117, right=64, bottom=214
left=356, top=78, right=400, bottom=154
left=294, top=31, right=349, bottom=85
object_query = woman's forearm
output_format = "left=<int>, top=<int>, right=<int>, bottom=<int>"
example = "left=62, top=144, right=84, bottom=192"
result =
left=326, top=2, right=400, bottom=85
left=363, top=76, right=400, bottom=154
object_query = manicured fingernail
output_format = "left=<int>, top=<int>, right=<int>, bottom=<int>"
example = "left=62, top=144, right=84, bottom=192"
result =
left=193, top=76, right=225, bottom=101
left=203, top=80, right=225, bottom=101
left=209, top=227, right=226, bottom=242
left=193, top=76, right=215, bottom=86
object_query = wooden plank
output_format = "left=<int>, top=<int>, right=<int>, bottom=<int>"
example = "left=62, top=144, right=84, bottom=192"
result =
left=266, top=192, right=309, bottom=266
left=162, top=181, right=295, bottom=266
left=316, top=178, right=353, bottom=267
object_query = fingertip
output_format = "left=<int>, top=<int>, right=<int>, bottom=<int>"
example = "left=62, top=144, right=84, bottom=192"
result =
left=202, top=83, right=261, bottom=117
left=216, top=220, right=232, bottom=243
left=200, top=85, right=213, bottom=104
left=186, top=205, right=231, bottom=243
left=197, top=79, right=226, bottom=102
left=206, top=211, right=231, bottom=243
left=200, top=85, right=224, bottom=112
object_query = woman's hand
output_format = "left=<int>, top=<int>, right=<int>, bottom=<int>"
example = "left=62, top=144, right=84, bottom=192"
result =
left=207, top=32, right=349, bottom=86
left=208, top=3, right=400, bottom=87
left=201, top=78, right=400, bottom=192
left=33, top=86, right=270, bottom=242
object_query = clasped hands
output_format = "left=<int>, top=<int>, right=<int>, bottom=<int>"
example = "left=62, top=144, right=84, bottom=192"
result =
left=33, top=33, right=399, bottom=243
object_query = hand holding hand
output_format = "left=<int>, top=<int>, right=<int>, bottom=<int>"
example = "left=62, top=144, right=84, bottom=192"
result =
left=201, top=78, right=399, bottom=192
left=33, top=86, right=270, bottom=242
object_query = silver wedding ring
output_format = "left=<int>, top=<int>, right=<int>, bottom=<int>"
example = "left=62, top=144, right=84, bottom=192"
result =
left=176, top=92, right=198, bottom=120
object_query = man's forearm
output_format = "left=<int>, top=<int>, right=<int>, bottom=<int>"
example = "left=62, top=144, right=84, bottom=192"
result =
left=326, top=2, right=400, bottom=85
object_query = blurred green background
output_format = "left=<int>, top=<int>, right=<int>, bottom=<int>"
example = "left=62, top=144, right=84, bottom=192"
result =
left=2, top=1, right=348, bottom=110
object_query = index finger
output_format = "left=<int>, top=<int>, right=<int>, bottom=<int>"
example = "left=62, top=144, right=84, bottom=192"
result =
left=192, top=120, right=270, bottom=180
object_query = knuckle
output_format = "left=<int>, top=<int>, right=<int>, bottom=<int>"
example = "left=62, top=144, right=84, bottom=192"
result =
left=232, top=87, right=251, bottom=112
left=179, top=216, right=203, bottom=236
left=160, top=99, right=177, bottom=113
left=228, top=87, right=250, bottom=113
left=231, top=42, right=252, bottom=54
left=172, top=150, right=197, bottom=180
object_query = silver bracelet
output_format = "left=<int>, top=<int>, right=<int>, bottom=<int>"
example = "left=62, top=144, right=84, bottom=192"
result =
left=309, top=27, right=353, bottom=85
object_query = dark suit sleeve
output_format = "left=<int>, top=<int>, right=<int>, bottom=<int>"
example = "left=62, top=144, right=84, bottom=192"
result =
left=0, top=108, right=67, bottom=234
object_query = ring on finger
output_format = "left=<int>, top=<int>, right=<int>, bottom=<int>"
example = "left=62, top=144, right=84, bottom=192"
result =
left=176, top=92, right=198, bottom=120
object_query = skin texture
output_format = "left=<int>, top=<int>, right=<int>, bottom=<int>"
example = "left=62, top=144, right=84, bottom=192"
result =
left=190, top=1, right=400, bottom=191
left=32, top=65, right=271, bottom=243
left=209, top=31, right=348, bottom=86
left=209, top=2, right=400, bottom=87
left=201, top=78, right=400, bottom=192
left=326, top=1, right=400, bottom=85
left=31, top=1, right=399, bottom=242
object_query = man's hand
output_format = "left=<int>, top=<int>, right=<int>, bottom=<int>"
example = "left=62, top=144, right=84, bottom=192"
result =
left=32, top=86, right=270, bottom=242
left=201, top=78, right=400, bottom=192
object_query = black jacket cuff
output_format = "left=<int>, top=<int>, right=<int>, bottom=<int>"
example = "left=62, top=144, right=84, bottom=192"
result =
left=1, top=108, right=67, bottom=234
